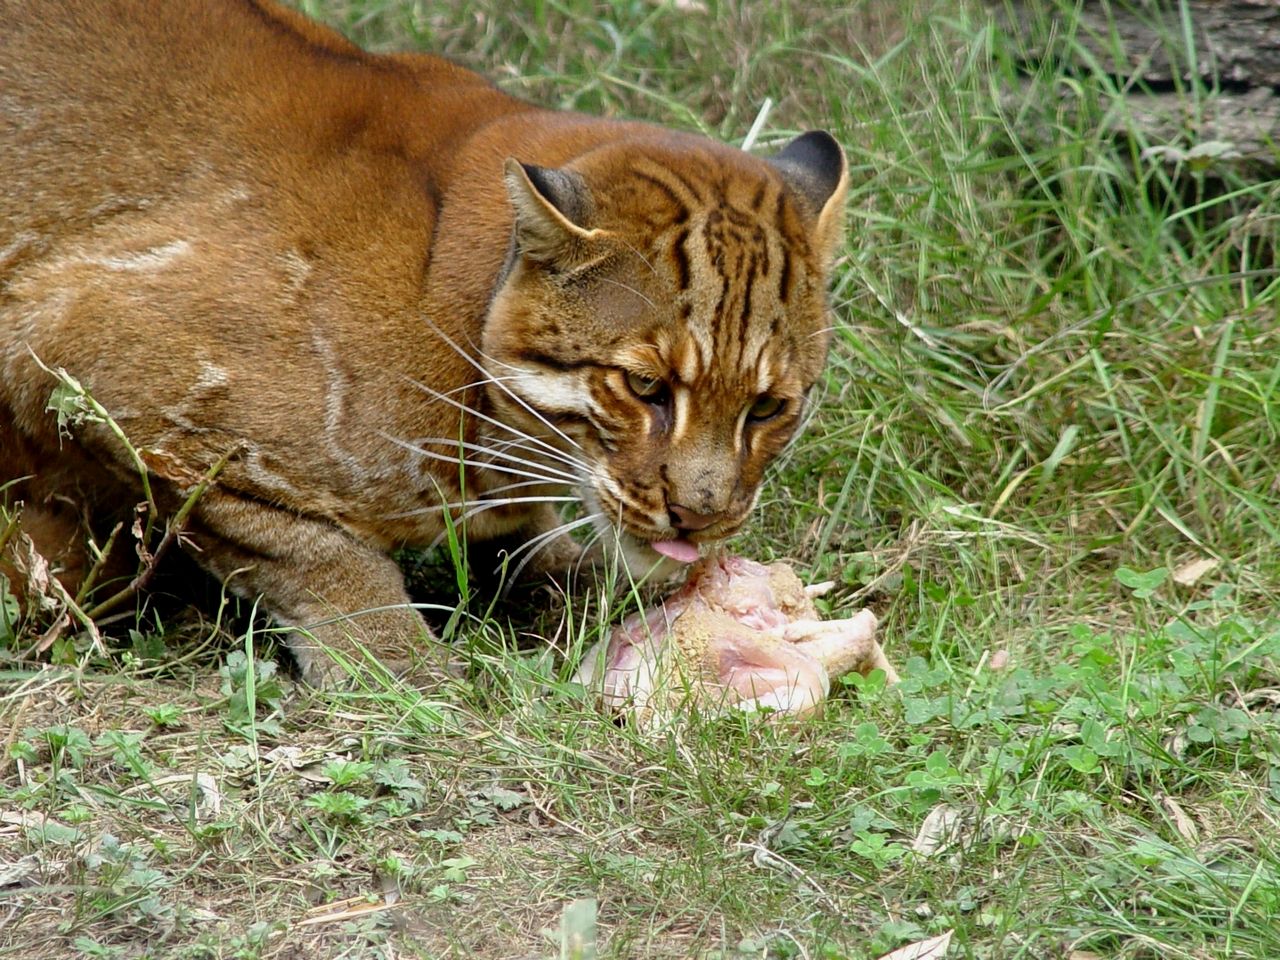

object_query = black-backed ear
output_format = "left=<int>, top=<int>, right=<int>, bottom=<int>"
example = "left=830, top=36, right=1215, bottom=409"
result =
left=503, top=158, right=603, bottom=267
left=769, top=131, right=848, bottom=265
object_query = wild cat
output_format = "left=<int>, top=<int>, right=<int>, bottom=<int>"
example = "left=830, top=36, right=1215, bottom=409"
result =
left=0, top=0, right=847, bottom=684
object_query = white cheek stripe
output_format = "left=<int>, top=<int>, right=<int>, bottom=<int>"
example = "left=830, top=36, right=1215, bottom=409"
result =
left=509, top=369, right=596, bottom=417
left=671, top=385, right=691, bottom=444
left=735, top=406, right=749, bottom=457
left=678, top=334, right=704, bottom=383
left=756, top=352, right=776, bottom=395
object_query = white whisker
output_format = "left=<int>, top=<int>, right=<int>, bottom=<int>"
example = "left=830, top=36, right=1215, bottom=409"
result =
left=574, top=525, right=607, bottom=576
left=481, top=432, right=578, bottom=463
left=410, top=435, right=579, bottom=483
left=403, top=494, right=580, bottom=526
left=441, top=373, right=526, bottom=397
left=381, top=479, right=567, bottom=521
left=452, top=478, right=565, bottom=502
left=402, top=375, right=589, bottom=473
left=420, top=317, right=585, bottom=452
left=484, top=478, right=567, bottom=496
left=503, top=513, right=603, bottom=586
left=454, top=495, right=580, bottom=523
left=382, top=433, right=573, bottom=486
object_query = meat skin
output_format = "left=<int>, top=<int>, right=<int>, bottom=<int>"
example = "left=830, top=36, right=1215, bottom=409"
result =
left=576, top=554, right=898, bottom=722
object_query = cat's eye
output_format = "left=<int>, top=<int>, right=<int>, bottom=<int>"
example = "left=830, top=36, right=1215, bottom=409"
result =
left=626, top=371, right=667, bottom=402
left=747, top=395, right=785, bottom=421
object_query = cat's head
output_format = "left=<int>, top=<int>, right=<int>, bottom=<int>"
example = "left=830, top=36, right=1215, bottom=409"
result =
left=482, top=130, right=847, bottom=569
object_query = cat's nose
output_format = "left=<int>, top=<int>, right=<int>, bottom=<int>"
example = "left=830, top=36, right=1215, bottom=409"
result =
left=668, top=503, right=725, bottom=533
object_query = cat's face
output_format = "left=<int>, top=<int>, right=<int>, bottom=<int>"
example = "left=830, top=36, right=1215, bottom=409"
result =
left=482, top=132, right=847, bottom=567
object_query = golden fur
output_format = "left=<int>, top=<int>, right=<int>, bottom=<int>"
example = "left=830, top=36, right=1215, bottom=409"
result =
left=0, top=0, right=848, bottom=683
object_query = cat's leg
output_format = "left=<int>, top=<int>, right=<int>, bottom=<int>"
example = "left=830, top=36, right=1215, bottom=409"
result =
left=190, top=491, right=438, bottom=687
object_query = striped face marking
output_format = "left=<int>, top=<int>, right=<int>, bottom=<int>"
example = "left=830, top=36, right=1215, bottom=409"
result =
left=480, top=132, right=847, bottom=554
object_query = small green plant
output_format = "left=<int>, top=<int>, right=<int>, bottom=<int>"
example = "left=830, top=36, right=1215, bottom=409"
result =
left=320, top=758, right=372, bottom=788
left=8, top=738, right=38, bottom=765
left=126, top=626, right=170, bottom=664
left=39, top=724, right=93, bottom=771
left=847, top=829, right=904, bottom=870
left=72, top=936, right=125, bottom=960
left=420, top=854, right=479, bottom=904
left=304, top=791, right=372, bottom=823
left=73, top=834, right=179, bottom=929
left=219, top=649, right=285, bottom=737
left=372, top=757, right=428, bottom=815
left=142, top=703, right=184, bottom=728
left=95, top=730, right=151, bottom=780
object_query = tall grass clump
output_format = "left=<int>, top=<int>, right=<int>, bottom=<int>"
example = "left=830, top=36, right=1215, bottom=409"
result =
left=786, top=1, right=1279, bottom=638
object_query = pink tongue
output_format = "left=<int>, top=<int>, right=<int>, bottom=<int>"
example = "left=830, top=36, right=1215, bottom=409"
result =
left=650, top=539, right=700, bottom=563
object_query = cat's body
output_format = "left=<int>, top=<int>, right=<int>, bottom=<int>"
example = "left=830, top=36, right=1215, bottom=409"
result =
left=0, top=0, right=847, bottom=683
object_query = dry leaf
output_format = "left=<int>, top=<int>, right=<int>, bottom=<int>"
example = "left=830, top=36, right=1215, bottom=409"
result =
left=296, top=763, right=338, bottom=784
left=876, top=930, right=953, bottom=960
left=1235, top=688, right=1280, bottom=709
left=193, top=772, right=222, bottom=819
left=1172, top=557, right=1219, bottom=586
left=1068, top=952, right=1104, bottom=960
left=0, top=810, right=72, bottom=833
left=911, top=804, right=967, bottom=857
left=379, top=866, right=402, bottom=906
left=1158, top=793, right=1199, bottom=844
left=131, top=501, right=154, bottom=566
left=262, top=745, right=337, bottom=782
left=13, top=533, right=60, bottom=614
left=34, top=611, right=73, bottom=655
left=297, top=898, right=392, bottom=927
left=11, top=531, right=101, bottom=654
left=35, top=576, right=101, bottom=660
left=0, top=855, right=40, bottom=888
left=988, top=649, right=1010, bottom=671
left=262, top=745, right=307, bottom=766
left=121, top=772, right=222, bottom=820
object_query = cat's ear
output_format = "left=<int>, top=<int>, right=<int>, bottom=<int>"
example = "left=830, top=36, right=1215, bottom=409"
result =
left=769, top=131, right=848, bottom=265
left=503, top=158, right=602, bottom=267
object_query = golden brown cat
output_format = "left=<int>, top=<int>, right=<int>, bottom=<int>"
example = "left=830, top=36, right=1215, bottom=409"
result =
left=0, top=0, right=847, bottom=685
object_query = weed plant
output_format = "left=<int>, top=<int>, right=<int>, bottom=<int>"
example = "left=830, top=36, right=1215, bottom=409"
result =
left=1, top=1, right=1277, bottom=958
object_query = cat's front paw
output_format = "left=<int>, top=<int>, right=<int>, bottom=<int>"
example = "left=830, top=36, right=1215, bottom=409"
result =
left=284, top=619, right=453, bottom=690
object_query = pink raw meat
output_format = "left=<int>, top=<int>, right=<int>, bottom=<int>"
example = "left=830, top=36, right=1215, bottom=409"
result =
left=576, top=554, right=898, bottom=722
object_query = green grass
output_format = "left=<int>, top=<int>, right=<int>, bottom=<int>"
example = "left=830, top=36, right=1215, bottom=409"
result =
left=3, top=0, right=1279, bottom=958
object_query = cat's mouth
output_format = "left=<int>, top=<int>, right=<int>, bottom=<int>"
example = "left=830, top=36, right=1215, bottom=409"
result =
left=607, top=532, right=695, bottom=581
left=634, top=516, right=747, bottom=566
left=648, top=537, right=701, bottom=564
left=582, top=482, right=746, bottom=572
left=603, top=523, right=749, bottom=584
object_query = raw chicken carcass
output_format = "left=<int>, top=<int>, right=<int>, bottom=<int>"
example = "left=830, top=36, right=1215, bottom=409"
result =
left=576, top=554, right=898, bottom=722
